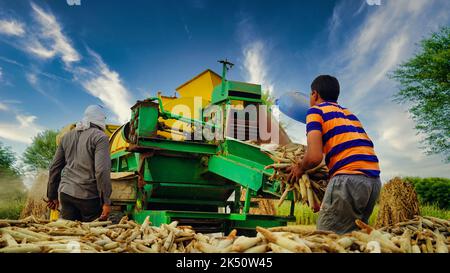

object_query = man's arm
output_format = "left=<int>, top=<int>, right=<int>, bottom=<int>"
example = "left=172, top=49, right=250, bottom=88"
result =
left=287, top=131, right=324, bottom=184
left=47, top=143, right=66, bottom=201
left=94, top=134, right=112, bottom=206
left=299, top=130, right=324, bottom=173
left=287, top=106, right=324, bottom=184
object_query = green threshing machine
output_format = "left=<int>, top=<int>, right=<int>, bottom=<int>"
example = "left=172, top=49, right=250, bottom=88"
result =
left=107, top=60, right=296, bottom=234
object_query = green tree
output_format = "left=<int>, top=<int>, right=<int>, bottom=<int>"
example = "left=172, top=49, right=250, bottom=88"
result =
left=0, top=141, right=19, bottom=176
left=0, top=142, right=26, bottom=219
left=405, top=177, right=450, bottom=209
left=261, top=91, right=275, bottom=109
left=22, top=130, right=58, bottom=171
left=391, top=27, right=450, bottom=162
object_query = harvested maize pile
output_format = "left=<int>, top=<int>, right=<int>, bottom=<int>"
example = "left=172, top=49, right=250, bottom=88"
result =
left=375, top=177, right=420, bottom=228
left=1, top=216, right=448, bottom=253
left=0, top=215, right=196, bottom=253
left=190, top=217, right=449, bottom=253
left=264, top=143, right=329, bottom=211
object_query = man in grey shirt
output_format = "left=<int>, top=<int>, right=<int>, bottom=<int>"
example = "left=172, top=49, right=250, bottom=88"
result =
left=47, top=105, right=112, bottom=222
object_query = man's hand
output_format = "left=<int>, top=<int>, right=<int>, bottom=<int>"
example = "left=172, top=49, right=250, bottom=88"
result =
left=46, top=199, right=59, bottom=210
left=286, top=162, right=304, bottom=185
left=99, top=204, right=111, bottom=221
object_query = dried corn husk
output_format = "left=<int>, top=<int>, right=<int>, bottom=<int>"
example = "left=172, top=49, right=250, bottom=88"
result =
left=0, top=215, right=448, bottom=253
left=263, top=144, right=329, bottom=210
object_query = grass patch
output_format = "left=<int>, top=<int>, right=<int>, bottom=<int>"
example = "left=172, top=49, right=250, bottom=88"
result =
left=277, top=202, right=319, bottom=225
left=368, top=205, right=379, bottom=226
left=0, top=196, right=26, bottom=220
left=420, top=203, right=450, bottom=219
left=277, top=201, right=449, bottom=226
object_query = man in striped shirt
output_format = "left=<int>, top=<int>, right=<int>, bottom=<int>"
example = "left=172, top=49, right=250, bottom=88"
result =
left=287, top=75, right=381, bottom=234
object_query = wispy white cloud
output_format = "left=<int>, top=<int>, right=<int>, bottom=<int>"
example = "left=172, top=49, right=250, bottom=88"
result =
left=0, top=19, right=25, bottom=36
left=0, top=98, right=43, bottom=145
left=28, top=2, right=80, bottom=65
left=26, top=73, right=37, bottom=85
left=323, top=0, right=450, bottom=179
left=0, top=101, right=8, bottom=111
left=0, top=66, right=2, bottom=81
left=0, top=4, right=133, bottom=124
left=353, top=1, right=367, bottom=17
left=0, top=55, right=70, bottom=82
left=26, top=39, right=56, bottom=59
left=0, top=56, right=25, bottom=67
left=0, top=5, right=79, bottom=64
left=0, top=113, right=43, bottom=144
left=242, top=41, right=274, bottom=95
left=184, top=24, right=192, bottom=40
left=327, top=1, right=344, bottom=44
left=75, top=49, right=133, bottom=123
left=25, top=72, right=67, bottom=112
left=0, top=100, right=42, bottom=174
left=0, top=100, right=22, bottom=113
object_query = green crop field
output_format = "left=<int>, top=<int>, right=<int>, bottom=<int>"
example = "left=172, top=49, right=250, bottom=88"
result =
left=0, top=197, right=26, bottom=220
left=277, top=202, right=450, bottom=227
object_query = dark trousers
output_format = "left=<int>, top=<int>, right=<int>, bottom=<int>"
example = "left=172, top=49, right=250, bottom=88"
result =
left=60, top=192, right=102, bottom=222
left=317, top=174, right=381, bottom=234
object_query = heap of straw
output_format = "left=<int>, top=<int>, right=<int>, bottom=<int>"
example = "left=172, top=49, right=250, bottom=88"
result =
left=375, top=177, right=420, bottom=228
left=20, top=171, right=49, bottom=220
left=240, top=189, right=277, bottom=215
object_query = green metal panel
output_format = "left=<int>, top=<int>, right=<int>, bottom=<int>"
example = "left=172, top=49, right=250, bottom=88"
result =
left=223, top=139, right=273, bottom=166
left=139, top=154, right=235, bottom=206
left=133, top=210, right=293, bottom=224
left=133, top=210, right=170, bottom=227
left=147, top=183, right=234, bottom=204
left=227, top=81, right=262, bottom=95
left=131, top=100, right=159, bottom=138
left=110, top=150, right=138, bottom=172
left=145, top=155, right=219, bottom=184
left=137, top=138, right=217, bottom=154
left=208, top=155, right=262, bottom=192
left=132, top=209, right=294, bottom=233
left=227, top=97, right=262, bottom=103
left=231, top=216, right=293, bottom=230
left=211, top=80, right=262, bottom=104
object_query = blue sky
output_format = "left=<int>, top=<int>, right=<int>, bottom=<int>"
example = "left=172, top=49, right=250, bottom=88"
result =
left=0, top=0, right=449, bottom=181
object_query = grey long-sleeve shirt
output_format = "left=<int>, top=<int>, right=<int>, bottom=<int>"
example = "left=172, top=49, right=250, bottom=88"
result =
left=47, top=125, right=112, bottom=205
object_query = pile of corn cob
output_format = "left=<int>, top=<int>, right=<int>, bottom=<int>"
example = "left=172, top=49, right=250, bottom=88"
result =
left=263, top=143, right=329, bottom=211
left=1, top=215, right=448, bottom=253
left=190, top=216, right=449, bottom=253
left=0, top=215, right=195, bottom=253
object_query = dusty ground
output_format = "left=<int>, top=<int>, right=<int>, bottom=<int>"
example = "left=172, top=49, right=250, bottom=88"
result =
left=20, top=171, right=49, bottom=219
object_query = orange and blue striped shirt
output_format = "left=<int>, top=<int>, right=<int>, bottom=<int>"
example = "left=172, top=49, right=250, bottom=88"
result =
left=306, top=101, right=380, bottom=178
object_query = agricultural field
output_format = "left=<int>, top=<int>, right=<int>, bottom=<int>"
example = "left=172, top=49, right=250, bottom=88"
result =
left=277, top=176, right=450, bottom=227
left=1, top=176, right=449, bottom=224
left=0, top=173, right=27, bottom=220
left=277, top=202, right=450, bottom=228
left=0, top=197, right=26, bottom=220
